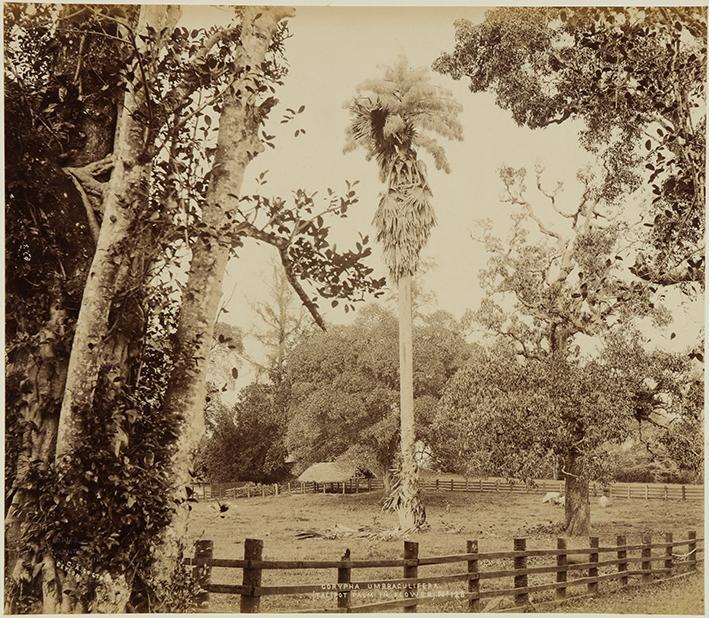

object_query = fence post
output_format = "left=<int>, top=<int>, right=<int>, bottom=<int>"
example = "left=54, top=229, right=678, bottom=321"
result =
left=641, top=533, right=652, bottom=583
left=682, top=485, right=686, bottom=501
left=513, top=538, right=528, bottom=607
left=403, top=541, right=418, bottom=613
left=246, top=487, right=251, bottom=498
left=342, top=481, right=346, bottom=495
left=192, top=539, right=213, bottom=608
left=496, top=479, right=500, bottom=493
left=436, top=479, right=439, bottom=492
left=261, top=485, right=265, bottom=498
left=479, top=478, right=483, bottom=493
left=688, top=531, right=697, bottom=571
left=664, top=485, right=668, bottom=500
left=450, top=478, right=454, bottom=492
left=240, top=538, right=263, bottom=613
left=465, top=477, right=469, bottom=492
left=337, top=548, right=351, bottom=609
left=467, top=540, right=479, bottom=611
left=645, top=485, right=649, bottom=500
left=556, top=538, right=567, bottom=599
left=616, top=535, right=628, bottom=586
left=664, top=532, right=673, bottom=576
left=356, top=478, right=360, bottom=493
left=588, top=537, right=599, bottom=594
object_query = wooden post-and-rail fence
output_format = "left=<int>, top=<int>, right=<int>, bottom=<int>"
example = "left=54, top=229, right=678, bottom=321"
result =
left=197, top=478, right=704, bottom=503
left=183, top=531, right=703, bottom=613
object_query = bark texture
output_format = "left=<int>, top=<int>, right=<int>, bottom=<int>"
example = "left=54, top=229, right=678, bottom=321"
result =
left=563, top=454, right=590, bottom=536
left=157, top=4, right=295, bottom=572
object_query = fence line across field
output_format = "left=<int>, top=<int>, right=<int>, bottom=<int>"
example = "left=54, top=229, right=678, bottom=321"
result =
left=189, top=477, right=704, bottom=502
left=183, top=531, right=703, bottom=613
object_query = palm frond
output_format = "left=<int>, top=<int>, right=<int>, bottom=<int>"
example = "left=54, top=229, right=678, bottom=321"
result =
left=345, top=54, right=462, bottom=280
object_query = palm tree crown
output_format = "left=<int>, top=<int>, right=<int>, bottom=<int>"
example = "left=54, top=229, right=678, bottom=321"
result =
left=345, top=56, right=463, bottom=281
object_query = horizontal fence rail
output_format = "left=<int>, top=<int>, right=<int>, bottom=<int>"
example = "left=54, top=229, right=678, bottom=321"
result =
left=184, top=531, right=703, bottom=613
left=189, top=477, right=704, bottom=502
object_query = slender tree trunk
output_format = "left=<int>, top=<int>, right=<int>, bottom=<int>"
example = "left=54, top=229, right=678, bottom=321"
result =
left=156, top=5, right=295, bottom=575
left=563, top=453, right=590, bottom=536
left=396, top=275, right=426, bottom=529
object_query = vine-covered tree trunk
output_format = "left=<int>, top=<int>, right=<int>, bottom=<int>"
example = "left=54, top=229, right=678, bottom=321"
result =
left=563, top=453, right=590, bottom=536
left=55, top=5, right=180, bottom=460
left=4, top=295, right=68, bottom=613
left=396, top=275, right=426, bottom=529
left=157, top=5, right=295, bottom=573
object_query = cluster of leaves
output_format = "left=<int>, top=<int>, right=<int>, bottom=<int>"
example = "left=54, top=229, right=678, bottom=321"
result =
left=231, top=181, right=387, bottom=323
left=196, top=381, right=291, bottom=484
left=11, top=363, right=178, bottom=611
left=285, top=305, right=471, bottom=477
left=600, top=330, right=703, bottom=479
left=431, top=343, right=633, bottom=483
left=434, top=6, right=706, bottom=287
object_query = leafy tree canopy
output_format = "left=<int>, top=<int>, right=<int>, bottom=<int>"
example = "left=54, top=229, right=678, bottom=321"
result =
left=197, top=382, right=290, bottom=484
left=285, top=305, right=470, bottom=477
left=431, top=342, right=633, bottom=482
left=435, top=7, right=706, bottom=289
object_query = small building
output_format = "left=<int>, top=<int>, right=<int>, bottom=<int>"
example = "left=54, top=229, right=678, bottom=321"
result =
left=297, top=461, right=357, bottom=483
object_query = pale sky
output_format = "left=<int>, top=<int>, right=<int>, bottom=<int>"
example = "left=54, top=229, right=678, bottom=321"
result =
left=179, top=6, right=703, bottom=392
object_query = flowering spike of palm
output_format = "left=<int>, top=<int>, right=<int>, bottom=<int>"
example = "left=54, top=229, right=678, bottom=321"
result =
left=344, top=55, right=463, bottom=280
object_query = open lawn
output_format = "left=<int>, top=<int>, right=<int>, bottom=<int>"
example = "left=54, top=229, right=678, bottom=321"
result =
left=186, top=490, right=703, bottom=613
left=551, top=571, right=704, bottom=615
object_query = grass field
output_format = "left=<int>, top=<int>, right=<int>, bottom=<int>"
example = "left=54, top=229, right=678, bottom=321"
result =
left=186, top=489, right=703, bottom=613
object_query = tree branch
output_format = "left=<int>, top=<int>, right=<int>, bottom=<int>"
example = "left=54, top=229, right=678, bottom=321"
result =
left=64, top=169, right=100, bottom=242
left=277, top=246, right=327, bottom=332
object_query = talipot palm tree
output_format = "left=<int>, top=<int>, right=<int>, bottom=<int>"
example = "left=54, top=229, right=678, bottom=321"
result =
left=345, top=56, right=462, bottom=529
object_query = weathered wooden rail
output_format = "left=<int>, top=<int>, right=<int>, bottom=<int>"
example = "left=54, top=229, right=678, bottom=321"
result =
left=190, top=477, right=704, bottom=502
left=183, top=531, right=703, bottom=613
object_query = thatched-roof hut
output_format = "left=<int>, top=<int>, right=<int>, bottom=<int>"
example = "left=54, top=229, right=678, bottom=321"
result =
left=297, top=462, right=356, bottom=483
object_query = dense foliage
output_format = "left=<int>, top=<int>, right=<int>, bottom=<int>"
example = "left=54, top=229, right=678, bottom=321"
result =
left=285, top=306, right=470, bottom=480
left=431, top=344, right=632, bottom=482
left=197, top=382, right=291, bottom=484
left=435, top=7, right=706, bottom=289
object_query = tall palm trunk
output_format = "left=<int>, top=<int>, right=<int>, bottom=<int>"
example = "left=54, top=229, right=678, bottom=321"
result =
left=396, top=275, right=425, bottom=529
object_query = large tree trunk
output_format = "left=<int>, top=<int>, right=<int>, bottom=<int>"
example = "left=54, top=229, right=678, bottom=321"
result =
left=4, top=7, right=135, bottom=610
left=45, top=7, right=179, bottom=612
left=396, top=275, right=426, bottom=529
left=55, top=5, right=179, bottom=459
left=563, top=453, right=590, bottom=536
left=156, top=5, right=295, bottom=577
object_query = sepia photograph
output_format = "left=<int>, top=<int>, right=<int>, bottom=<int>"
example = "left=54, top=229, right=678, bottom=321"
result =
left=3, top=2, right=706, bottom=614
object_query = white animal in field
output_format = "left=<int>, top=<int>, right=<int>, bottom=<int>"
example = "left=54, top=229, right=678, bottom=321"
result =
left=598, top=495, right=610, bottom=508
left=542, top=492, right=565, bottom=506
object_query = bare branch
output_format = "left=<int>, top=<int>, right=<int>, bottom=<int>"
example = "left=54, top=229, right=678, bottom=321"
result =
left=277, top=246, right=327, bottom=332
